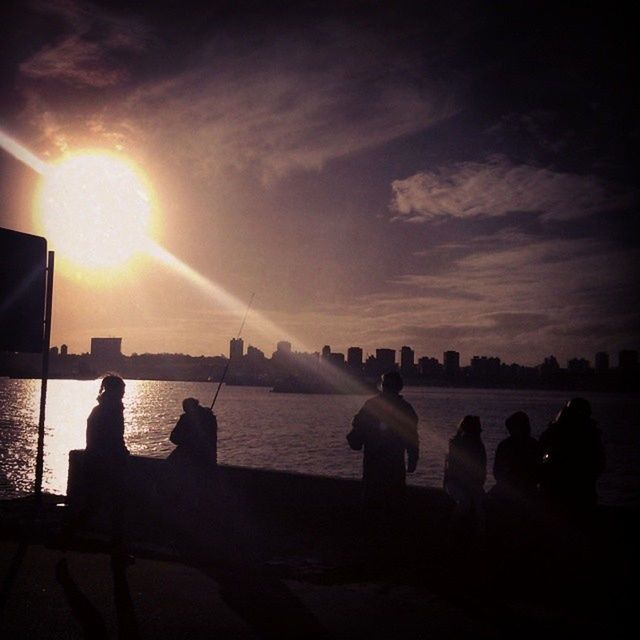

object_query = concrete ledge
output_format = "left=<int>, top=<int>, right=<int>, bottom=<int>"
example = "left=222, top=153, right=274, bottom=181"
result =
left=66, top=450, right=454, bottom=549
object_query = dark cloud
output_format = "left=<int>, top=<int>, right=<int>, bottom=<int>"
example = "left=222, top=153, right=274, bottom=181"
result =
left=18, top=0, right=149, bottom=88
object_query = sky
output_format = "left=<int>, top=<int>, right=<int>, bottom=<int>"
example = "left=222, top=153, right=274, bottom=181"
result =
left=0, top=0, right=638, bottom=366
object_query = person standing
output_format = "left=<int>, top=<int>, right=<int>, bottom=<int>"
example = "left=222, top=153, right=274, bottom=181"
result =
left=443, top=415, right=487, bottom=535
left=539, top=397, right=605, bottom=524
left=493, top=411, right=541, bottom=503
left=68, top=375, right=130, bottom=555
left=347, top=371, right=419, bottom=544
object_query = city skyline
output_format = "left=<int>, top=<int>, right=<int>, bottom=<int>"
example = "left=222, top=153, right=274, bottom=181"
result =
left=1, top=2, right=637, bottom=366
left=46, top=334, right=637, bottom=373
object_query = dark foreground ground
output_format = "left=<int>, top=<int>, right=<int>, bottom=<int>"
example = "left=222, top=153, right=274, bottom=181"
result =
left=1, top=454, right=638, bottom=639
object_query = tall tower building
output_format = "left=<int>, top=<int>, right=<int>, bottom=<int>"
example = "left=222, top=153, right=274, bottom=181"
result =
left=400, top=346, right=415, bottom=375
left=230, top=337, right=244, bottom=360
left=347, top=347, right=363, bottom=370
left=443, top=350, right=460, bottom=376
left=376, top=348, right=396, bottom=372
left=276, top=341, right=292, bottom=354
left=595, top=352, right=609, bottom=374
left=91, top=337, right=123, bottom=372
left=619, top=350, right=638, bottom=371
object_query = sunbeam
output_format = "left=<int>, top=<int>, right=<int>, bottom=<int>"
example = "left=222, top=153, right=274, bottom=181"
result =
left=0, top=128, right=377, bottom=398
left=0, top=130, right=48, bottom=175
left=144, top=239, right=303, bottom=349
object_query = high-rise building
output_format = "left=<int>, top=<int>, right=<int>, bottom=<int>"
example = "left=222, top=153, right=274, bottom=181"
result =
left=246, top=345, right=265, bottom=362
left=418, top=356, right=441, bottom=376
left=321, top=345, right=331, bottom=359
left=595, top=352, right=609, bottom=374
left=376, top=348, right=396, bottom=372
left=470, top=356, right=501, bottom=378
left=443, top=350, right=460, bottom=376
left=347, top=347, right=363, bottom=370
left=60, top=344, right=68, bottom=356
left=567, top=358, right=590, bottom=374
left=91, top=337, right=123, bottom=371
left=326, top=352, right=345, bottom=367
left=229, top=337, right=244, bottom=360
left=619, top=350, right=639, bottom=371
left=277, top=341, right=292, bottom=354
left=400, top=346, right=416, bottom=376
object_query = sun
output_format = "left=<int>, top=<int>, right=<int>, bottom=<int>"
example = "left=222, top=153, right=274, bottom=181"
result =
left=35, top=150, right=155, bottom=269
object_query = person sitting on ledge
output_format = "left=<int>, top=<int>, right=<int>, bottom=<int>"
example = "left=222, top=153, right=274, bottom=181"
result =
left=166, top=398, right=218, bottom=516
left=170, top=397, right=218, bottom=467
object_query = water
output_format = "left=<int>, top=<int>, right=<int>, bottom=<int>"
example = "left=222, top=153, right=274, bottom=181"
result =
left=1, top=379, right=638, bottom=508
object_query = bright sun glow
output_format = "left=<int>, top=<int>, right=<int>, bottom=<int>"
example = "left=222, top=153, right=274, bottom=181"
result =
left=35, top=151, right=154, bottom=269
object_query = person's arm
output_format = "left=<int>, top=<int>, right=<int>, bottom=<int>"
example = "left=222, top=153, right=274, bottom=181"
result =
left=593, top=428, right=606, bottom=477
left=493, top=441, right=506, bottom=485
left=347, top=407, right=368, bottom=450
left=170, top=415, right=188, bottom=446
left=406, top=409, right=419, bottom=473
left=479, top=443, right=487, bottom=487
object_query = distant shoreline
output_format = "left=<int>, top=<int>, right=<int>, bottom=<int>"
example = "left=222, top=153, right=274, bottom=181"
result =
left=3, top=374, right=638, bottom=394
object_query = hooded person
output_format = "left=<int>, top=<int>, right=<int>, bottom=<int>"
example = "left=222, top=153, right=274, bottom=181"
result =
left=67, top=375, right=130, bottom=555
left=539, top=397, right=605, bottom=520
left=493, top=411, right=541, bottom=501
left=347, top=371, right=419, bottom=539
left=170, top=397, right=218, bottom=467
left=166, top=397, right=218, bottom=517
left=443, top=415, right=487, bottom=535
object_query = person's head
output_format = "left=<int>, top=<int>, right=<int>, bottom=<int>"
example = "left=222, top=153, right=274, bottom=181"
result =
left=457, top=415, right=482, bottom=438
left=99, top=374, right=125, bottom=399
left=566, top=397, right=592, bottom=421
left=182, top=397, right=200, bottom=413
left=505, top=411, right=530, bottom=438
left=380, top=371, right=403, bottom=394
left=554, top=397, right=592, bottom=426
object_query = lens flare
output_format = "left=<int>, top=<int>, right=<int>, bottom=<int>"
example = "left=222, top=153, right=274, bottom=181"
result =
left=0, top=128, right=376, bottom=398
left=0, top=129, right=48, bottom=175
left=35, top=151, right=154, bottom=269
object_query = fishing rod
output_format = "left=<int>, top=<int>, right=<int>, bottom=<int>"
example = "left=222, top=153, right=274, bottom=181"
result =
left=210, top=292, right=255, bottom=410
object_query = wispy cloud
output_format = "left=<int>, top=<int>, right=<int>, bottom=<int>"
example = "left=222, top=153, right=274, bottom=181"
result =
left=391, top=155, right=635, bottom=222
left=89, top=24, right=457, bottom=181
left=331, top=233, right=640, bottom=363
left=19, top=0, right=149, bottom=88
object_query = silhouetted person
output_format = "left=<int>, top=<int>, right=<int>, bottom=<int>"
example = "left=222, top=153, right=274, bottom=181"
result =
left=539, top=397, right=605, bottom=523
left=67, top=375, right=130, bottom=554
left=170, top=397, right=218, bottom=465
left=166, top=397, right=218, bottom=514
left=444, top=415, right=487, bottom=535
left=493, top=411, right=541, bottom=502
left=347, top=371, right=419, bottom=545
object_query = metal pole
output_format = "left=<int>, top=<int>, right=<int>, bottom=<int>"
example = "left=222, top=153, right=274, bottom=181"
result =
left=34, top=250, right=54, bottom=500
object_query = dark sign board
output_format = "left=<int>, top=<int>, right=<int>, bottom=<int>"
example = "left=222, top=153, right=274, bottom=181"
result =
left=0, top=227, right=47, bottom=353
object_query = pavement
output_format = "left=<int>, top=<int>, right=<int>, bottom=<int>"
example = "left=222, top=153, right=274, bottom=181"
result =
left=0, top=480, right=637, bottom=639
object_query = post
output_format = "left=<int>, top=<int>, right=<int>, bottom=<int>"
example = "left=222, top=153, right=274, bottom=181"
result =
left=34, top=250, right=54, bottom=499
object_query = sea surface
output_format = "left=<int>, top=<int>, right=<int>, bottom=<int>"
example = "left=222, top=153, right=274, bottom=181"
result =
left=0, top=379, right=638, bottom=508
